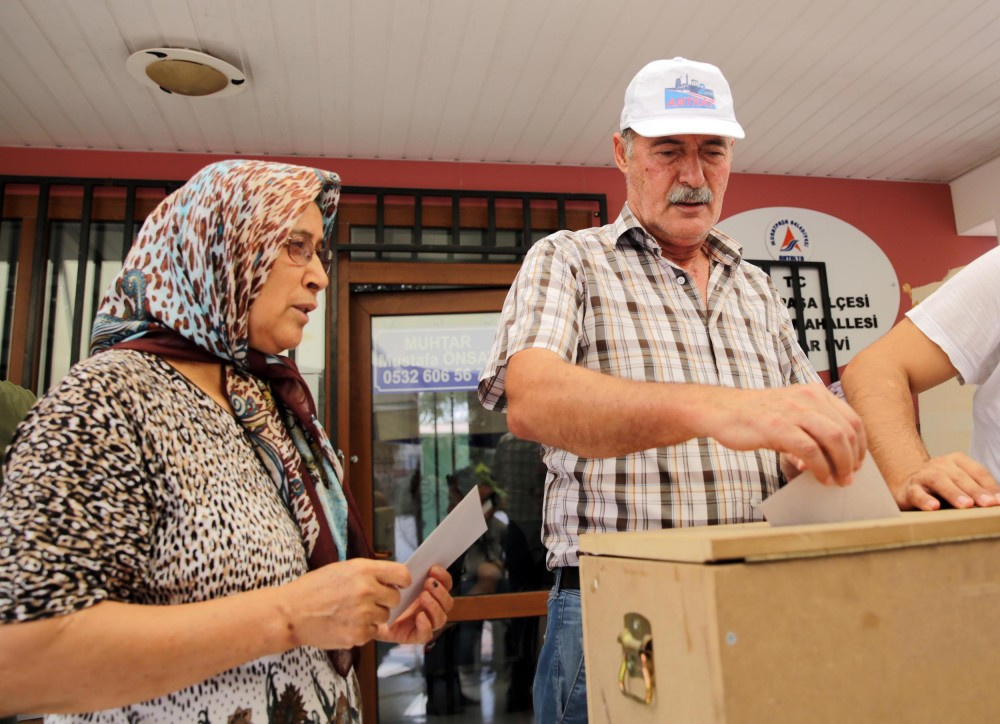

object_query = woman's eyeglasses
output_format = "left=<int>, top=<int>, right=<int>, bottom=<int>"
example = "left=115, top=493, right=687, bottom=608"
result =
left=285, top=236, right=334, bottom=274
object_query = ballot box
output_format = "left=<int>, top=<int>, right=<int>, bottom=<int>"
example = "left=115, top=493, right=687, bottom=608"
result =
left=579, top=508, right=1000, bottom=724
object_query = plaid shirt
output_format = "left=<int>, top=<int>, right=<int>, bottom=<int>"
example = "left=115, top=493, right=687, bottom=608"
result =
left=478, top=205, right=819, bottom=568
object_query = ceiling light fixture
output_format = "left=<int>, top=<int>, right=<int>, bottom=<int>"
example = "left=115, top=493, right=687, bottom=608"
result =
left=126, top=47, right=247, bottom=98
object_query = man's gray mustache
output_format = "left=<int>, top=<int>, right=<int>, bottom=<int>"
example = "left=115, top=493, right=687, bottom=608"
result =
left=669, top=187, right=713, bottom=204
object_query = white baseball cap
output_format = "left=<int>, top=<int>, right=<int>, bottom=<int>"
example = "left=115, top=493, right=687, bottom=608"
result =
left=620, top=57, right=745, bottom=139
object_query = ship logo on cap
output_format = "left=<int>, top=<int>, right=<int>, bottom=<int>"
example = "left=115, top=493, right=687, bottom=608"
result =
left=664, top=74, right=717, bottom=109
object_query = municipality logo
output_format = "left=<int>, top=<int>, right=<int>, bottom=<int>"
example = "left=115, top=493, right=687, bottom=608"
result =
left=664, top=74, right=716, bottom=109
left=767, top=218, right=811, bottom=261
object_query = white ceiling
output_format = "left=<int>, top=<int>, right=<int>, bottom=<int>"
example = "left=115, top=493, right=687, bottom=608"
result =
left=2, top=0, right=1000, bottom=184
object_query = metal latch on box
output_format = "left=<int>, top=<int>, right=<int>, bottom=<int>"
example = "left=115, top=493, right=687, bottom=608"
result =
left=617, top=612, right=655, bottom=705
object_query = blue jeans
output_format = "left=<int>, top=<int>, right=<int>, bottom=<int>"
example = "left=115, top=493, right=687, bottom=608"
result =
left=533, top=571, right=588, bottom=723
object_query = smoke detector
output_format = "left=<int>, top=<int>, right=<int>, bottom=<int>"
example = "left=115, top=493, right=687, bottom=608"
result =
left=126, top=48, right=247, bottom=98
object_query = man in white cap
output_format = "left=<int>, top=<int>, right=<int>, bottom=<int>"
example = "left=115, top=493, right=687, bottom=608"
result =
left=478, top=58, right=865, bottom=722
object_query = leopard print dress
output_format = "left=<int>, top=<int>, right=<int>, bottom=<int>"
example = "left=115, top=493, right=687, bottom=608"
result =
left=0, top=350, right=361, bottom=723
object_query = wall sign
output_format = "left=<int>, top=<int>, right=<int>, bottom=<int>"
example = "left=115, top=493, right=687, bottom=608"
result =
left=717, top=207, right=899, bottom=372
left=372, top=322, right=498, bottom=394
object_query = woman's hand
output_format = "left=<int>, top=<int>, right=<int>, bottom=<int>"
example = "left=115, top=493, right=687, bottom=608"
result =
left=377, top=565, right=454, bottom=645
left=278, top=558, right=412, bottom=650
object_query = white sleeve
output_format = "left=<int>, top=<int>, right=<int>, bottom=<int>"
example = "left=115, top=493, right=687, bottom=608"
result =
left=906, top=246, right=1000, bottom=386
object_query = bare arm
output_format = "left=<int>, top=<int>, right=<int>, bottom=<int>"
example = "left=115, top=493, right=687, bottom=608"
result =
left=841, top=318, right=1000, bottom=510
left=0, top=559, right=451, bottom=715
left=505, top=348, right=865, bottom=485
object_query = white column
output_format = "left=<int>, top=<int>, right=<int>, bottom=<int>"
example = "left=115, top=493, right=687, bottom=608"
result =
left=950, top=156, right=1000, bottom=242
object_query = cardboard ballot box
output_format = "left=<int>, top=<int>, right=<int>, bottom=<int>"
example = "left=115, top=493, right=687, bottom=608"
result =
left=579, top=508, right=1000, bottom=724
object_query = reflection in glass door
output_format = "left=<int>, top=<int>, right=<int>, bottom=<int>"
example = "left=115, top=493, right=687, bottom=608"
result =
left=365, top=310, right=549, bottom=722
left=370, top=314, right=504, bottom=559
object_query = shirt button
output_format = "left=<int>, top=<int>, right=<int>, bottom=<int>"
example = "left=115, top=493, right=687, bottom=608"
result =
left=677, top=276, right=687, bottom=285
left=750, top=496, right=762, bottom=507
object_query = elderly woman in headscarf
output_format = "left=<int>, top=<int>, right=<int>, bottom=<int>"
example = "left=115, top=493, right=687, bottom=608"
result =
left=0, top=160, right=452, bottom=722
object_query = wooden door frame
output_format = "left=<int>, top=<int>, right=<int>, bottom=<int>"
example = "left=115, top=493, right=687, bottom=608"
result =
left=340, top=258, right=548, bottom=719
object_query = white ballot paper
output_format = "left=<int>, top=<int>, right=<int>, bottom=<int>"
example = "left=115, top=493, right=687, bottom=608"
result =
left=387, top=485, right=488, bottom=624
left=760, top=455, right=901, bottom=526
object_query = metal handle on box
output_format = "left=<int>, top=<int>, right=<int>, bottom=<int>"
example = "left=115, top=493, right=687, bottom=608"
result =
left=617, top=612, right=655, bottom=705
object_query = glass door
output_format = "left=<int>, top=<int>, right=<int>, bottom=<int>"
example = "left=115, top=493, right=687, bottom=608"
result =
left=349, top=288, right=549, bottom=723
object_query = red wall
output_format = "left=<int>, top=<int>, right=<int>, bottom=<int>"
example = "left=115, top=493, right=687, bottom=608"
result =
left=2, top=146, right=994, bottom=320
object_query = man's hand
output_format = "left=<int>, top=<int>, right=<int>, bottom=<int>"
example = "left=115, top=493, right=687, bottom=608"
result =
left=699, top=383, right=866, bottom=486
left=841, top=318, right=983, bottom=511
left=893, top=452, right=1000, bottom=511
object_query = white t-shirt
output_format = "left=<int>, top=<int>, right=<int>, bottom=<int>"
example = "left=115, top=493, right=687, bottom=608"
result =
left=907, top=246, right=1000, bottom=479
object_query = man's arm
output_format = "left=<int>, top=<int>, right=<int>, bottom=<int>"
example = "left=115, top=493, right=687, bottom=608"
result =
left=505, top=347, right=865, bottom=486
left=840, top=317, right=1000, bottom=510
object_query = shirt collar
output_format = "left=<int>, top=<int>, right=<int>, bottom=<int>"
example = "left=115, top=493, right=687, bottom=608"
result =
left=614, top=203, right=744, bottom=267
